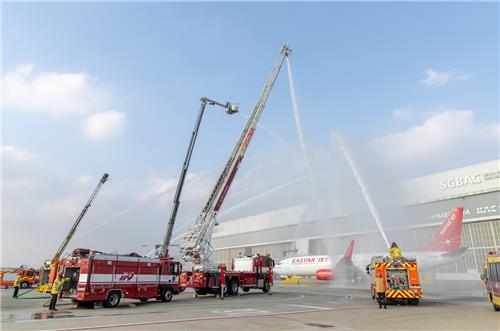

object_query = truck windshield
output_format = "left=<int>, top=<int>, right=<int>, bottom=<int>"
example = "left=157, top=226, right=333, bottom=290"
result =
left=165, top=263, right=180, bottom=274
left=487, top=262, right=499, bottom=281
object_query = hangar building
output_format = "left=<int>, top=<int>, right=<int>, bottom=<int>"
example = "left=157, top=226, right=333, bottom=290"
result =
left=213, top=160, right=499, bottom=279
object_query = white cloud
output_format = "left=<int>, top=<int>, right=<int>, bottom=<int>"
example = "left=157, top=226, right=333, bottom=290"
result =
left=142, top=177, right=178, bottom=201
left=37, top=196, right=84, bottom=220
left=392, top=108, right=415, bottom=120
left=420, top=68, right=469, bottom=86
left=75, top=175, right=94, bottom=186
left=4, top=64, right=113, bottom=117
left=1, top=145, right=40, bottom=162
left=372, top=109, right=499, bottom=165
left=142, top=172, right=214, bottom=206
left=2, top=145, right=43, bottom=191
left=82, top=110, right=127, bottom=140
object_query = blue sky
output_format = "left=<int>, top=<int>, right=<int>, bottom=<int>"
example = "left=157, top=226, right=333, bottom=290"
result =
left=4, top=2, right=498, bottom=175
left=2, top=2, right=499, bottom=266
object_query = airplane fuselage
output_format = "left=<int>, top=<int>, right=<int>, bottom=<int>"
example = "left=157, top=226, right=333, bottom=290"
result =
left=274, top=249, right=466, bottom=278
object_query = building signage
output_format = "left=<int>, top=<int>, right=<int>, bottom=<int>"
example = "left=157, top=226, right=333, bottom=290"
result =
left=439, top=173, right=482, bottom=190
left=440, top=170, right=499, bottom=191
left=402, top=160, right=499, bottom=203
left=429, top=203, right=499, bottom=221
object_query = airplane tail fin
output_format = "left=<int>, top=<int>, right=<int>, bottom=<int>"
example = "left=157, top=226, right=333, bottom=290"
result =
left=333, top=240, right=354, bottom=272
left=344, top=240, right=355, bottom=261
left=336, top=240, right=355, bottom=266
left=417, top=207, right=464, bottom=252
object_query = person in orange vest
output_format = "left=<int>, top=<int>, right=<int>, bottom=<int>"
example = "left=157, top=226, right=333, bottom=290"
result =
left=374, top=271, right=387, bottom=309
left=49, top=273, right=69, bottom=311
left=12, top=274, right=22, bottom=298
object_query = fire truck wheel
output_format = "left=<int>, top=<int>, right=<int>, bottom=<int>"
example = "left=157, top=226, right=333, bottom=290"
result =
left=140, top=298, right=148, bottom=303
left=492, top=302, right=499, bottom=311
left=242, top=287, right=250, bottom=293
left=103, top=291, right=121, bottom=308
left=408, top=299, right=419, bottom=305
left=262, top=280, right=270, bottom=293
left=20, top=282, right=29, bottom=289
left=229, top=278, right=239, bottom=295
left=161, top=288, right=173, bottom=302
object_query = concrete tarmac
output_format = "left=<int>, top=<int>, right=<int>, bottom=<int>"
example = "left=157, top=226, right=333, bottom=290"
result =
left=1, top=283, right=498, bottom=331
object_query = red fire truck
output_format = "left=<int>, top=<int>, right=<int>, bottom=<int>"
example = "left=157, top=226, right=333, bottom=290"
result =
left=181, top=255, right=274, bottom=298
left=174, top=45, right=290, bottom=298
left=149, top=45, right=288, bottom=299
left=59, top=248, right=183, bottom=308
left=56, top=45, right=288, bottom=308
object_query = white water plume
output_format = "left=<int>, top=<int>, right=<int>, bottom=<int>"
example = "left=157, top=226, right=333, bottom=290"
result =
left=286, top=57, right=316, bottom=200
left=218, top=175, right=307, bottom=218
left=237, top=112, right=288, bottom=145
left=287, top=56, right=327, bottom=253
left=332, top=133, right=390, bottom=249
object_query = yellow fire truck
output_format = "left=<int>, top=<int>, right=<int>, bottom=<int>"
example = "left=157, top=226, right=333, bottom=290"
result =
left=368, top=256, right=423, bottom=305
left=481, top=251, right=500, bottom=311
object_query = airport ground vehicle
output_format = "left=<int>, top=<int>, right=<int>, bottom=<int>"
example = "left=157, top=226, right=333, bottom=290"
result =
left=174, top=45, right=290, bottom=298
left=368, top=256, right=423, bottom=305
left=51, top=45, right=287, bottom=306
left=58, top=248, right=182, bottom=307
left=180, top=255, right=274, bottom=297
left=482, top=251, right=500, bottom=311
left=0, top=268, right=37, bottom=288
left=38, top=174, right=109, bottom=293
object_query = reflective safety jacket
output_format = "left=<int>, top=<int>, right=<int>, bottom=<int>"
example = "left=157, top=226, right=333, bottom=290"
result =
left=13, top=276, right=22, bottom=287
left=374, top=277, right=385, bottom=293
left=389, top=247, right=401, bottom=259
left=51, top=278, right=68, bottom=295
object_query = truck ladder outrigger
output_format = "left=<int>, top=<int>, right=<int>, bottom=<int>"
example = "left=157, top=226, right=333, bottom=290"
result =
left=180, top=45, right=291, bottom=270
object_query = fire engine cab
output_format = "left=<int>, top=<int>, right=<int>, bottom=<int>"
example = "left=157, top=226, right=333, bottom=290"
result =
left=59, top=248, right=183, bottom=308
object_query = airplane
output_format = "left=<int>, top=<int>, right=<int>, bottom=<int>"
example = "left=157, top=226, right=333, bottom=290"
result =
left=274, top=207, right=466, bottom=281
left=274, top=240, right=366, bottom=283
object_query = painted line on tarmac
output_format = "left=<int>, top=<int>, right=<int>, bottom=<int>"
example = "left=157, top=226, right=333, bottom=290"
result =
left=285, top=304, right=331, bottom=311
left=210, top=308, right=272, bottom=316
left=42, top=305, right=375, bottom=331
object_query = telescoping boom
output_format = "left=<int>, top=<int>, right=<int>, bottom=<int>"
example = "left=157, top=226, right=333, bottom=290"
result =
left=52, top=173, right=109, bottom=263
left=180, top=45, right=291, bottom=270
left=158, top=98, right=238, bottom=258
left=38, top=173, right=109, bottom=292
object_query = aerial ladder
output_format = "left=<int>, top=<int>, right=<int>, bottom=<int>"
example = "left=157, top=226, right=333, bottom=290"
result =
left=180, top=45, right=291, bottom=271
left=158, top=97, right=238, bottom=259
left=38, top=173, right=109, bottom=293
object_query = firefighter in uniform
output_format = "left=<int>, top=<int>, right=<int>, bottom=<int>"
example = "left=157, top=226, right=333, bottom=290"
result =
left=12, top=274, right=21, bottom=298
left=375, top=271, right=387, bottom=309
left=49, top=273, right=68, bottom=311
left=389, top=242, right=401, bottom=260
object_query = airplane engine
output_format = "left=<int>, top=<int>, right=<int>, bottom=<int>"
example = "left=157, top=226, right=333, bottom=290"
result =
left=316, top=269, right=335, bottom=280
